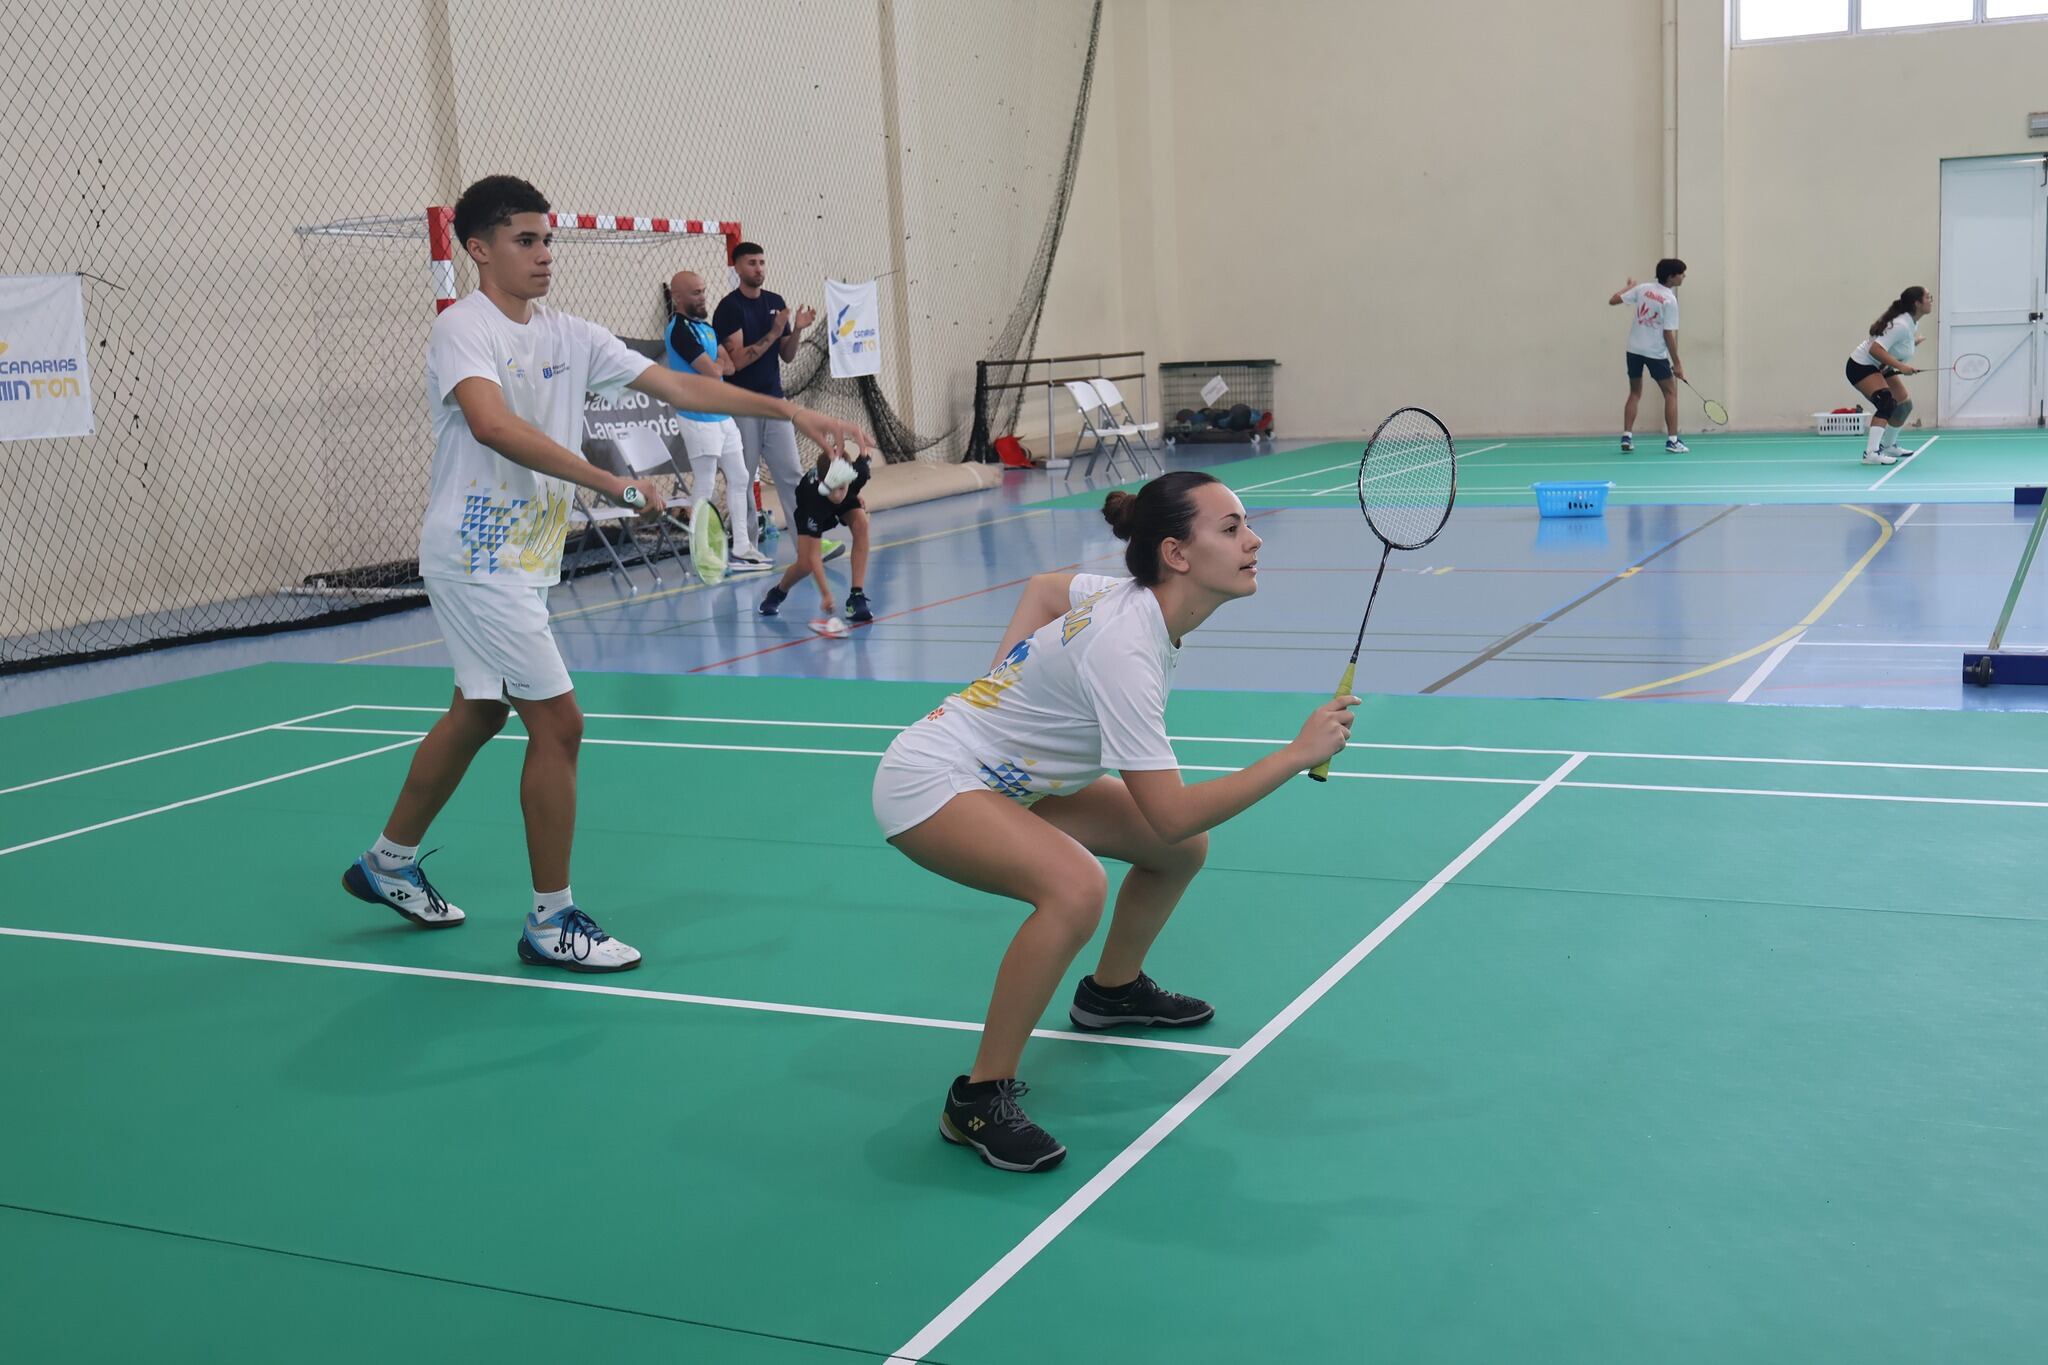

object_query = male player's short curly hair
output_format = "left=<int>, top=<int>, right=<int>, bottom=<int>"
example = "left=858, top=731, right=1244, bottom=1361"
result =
left=453, top=176, right=550, bottom=250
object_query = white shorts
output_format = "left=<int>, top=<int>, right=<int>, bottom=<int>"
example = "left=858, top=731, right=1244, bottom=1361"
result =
left=425, top=577, right=573, bottom=703
left=678, top=417, right=756, bottom=556
left=871, top=723, right=1043, bottom=839
left=678, top=416, right=744, bottom=470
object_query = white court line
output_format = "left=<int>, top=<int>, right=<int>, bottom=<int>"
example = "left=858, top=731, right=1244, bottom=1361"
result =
left=1728, top=630, right=1805, bottom=703
left=1569, top=750, right=2048, bottom=777
left=279, top=723, right=890, bottom=760
left=0, top=705, right=358, bottom=795
left=1869, top=435, right=1939, bottom=491
left=1187, top=763, right=1529, bottom=786
left=1893, top=502, right=1923, bottom=528
left=349, top=705, right=905, bottom=732
left=1797, top=640, right=1978, bottom=649
left=0, top=740, right=421, bottom=859
left=885, top=753, right=1590, bottom=1365
left=287, top=710, right=2048, bottom=777
left=1358, top=449, right=1453, bottom=488
left=1251, top=444, right=1503, bottom=498
left=1562, top=780, right=2048, bottom=810
left=1518, top=456, right=1895, bottom=468
left=0, top=927, right=1235, bottom=1057
left=1233, top=460, right=1358, bottom=493
left=293, top=723, right=2048, bottom=794
left=1434, top=480, right=2012, bottom=495
left=1258, top=484, right=2015, bottom=499
left=277, top=725, right=1542, bottom=788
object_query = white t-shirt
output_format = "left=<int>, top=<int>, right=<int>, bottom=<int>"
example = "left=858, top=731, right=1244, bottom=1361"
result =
left=1621, top=283, right=1680, bottom=359
left=907, top=573, right=1181, bottom=802
left=420, top=292, right=654, bottom=585
left=1851, top=314, right=1917, bottom=369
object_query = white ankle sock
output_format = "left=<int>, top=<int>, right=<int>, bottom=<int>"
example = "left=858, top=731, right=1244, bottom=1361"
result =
left=370, top=835, right=418, bottom=871
left=1866, top=427, right=1885, bottom=456
left=533, top=886, right=575, bottom=920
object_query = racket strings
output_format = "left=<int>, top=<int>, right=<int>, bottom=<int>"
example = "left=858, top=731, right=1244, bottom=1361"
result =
left=1357, top=408, right=1455, bottom=550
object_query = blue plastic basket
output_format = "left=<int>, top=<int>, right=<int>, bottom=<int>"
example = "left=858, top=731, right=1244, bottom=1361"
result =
left=1532, top=480, right=1613, bottom=518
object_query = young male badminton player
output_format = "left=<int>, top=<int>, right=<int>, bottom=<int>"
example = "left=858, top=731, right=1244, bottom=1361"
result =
left=872, top=471, right=1357, bottom=1171
left=341, top=175, right=868, bottom=972
left=1609, top=259, right=1688, bottom=453
left=1846, top=286, right=1933, bottom=466
left=757, top=448, right=875, bottom=635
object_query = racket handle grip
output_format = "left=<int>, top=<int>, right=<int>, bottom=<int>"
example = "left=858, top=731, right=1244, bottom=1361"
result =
left=1307, top=662, right=1357, bottom=783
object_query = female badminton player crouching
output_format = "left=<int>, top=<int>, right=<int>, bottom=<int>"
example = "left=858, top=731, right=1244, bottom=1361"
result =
left=1846, top=285, right=1933, bottom=466
left=872, top=471, right=1358, bottom=1172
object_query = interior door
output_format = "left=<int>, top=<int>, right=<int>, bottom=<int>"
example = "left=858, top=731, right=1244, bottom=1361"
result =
left=1938, top=155, right=2046, bottom=427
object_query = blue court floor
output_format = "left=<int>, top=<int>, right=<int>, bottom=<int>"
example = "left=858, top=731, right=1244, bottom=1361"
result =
left=8, top=434, right=2048, bottom=718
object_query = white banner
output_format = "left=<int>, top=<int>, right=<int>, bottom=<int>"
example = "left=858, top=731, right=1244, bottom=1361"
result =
left=825, top=277, right=882, bottom=379
left=0, top=274, right=95, bottom=441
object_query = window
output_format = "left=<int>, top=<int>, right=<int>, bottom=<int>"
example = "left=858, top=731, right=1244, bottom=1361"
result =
left=1739, top=0, right=1849, bottom=39
left=1737, top=0, right=2048, bottom=42
left=1861, top=0, right=1973, bottom=27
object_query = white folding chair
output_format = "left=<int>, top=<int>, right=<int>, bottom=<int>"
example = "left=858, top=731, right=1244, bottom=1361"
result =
left=612, top=423, right=692, bottom=560
left=1089, top=377, right=1162, bottom=471
left=566, top=416, right=668, bottom=593
left=1061, top=380, right=1140, bottom=482
left=567, top=494, right=663, bottom=594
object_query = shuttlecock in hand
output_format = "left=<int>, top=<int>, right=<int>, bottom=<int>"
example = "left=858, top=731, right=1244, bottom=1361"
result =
left=821, top=458, right=859, bottom=494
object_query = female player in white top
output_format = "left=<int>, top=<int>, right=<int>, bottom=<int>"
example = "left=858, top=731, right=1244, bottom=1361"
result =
left=872, top=471, right=1358, bottom=1171
left=1846, top=285, right=1932, bottom=466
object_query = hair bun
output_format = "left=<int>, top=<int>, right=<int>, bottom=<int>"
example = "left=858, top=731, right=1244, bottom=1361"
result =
left=1101, top=489, right=1138, bottom=539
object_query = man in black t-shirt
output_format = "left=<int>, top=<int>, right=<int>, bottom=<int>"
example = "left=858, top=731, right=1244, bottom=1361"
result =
left=712, top=241, right=815, bottom=539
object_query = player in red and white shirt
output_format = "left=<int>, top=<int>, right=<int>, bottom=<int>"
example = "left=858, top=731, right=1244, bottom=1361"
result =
left=1609, top=258, right=1688, bottom=454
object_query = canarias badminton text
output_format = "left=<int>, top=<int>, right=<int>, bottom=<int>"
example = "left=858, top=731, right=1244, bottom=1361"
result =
left=1060, top=586, right=1112, bottom=645
left=834, top=305, right=878, bottom=355
left=0, top=352, right=84, bottom=402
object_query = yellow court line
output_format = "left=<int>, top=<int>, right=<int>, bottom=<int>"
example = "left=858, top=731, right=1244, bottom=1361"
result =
left=339, top=507, right=1050, bottom=664
left=1601, top=504, right=1894, bottom=700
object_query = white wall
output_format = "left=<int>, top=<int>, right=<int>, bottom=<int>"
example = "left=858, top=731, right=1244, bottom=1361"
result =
left=1042, top=2, right=2048, bottom=441
left=1042, top=0, right=1668, bottom=439
left=1727, top=21, right=2048, bottom=428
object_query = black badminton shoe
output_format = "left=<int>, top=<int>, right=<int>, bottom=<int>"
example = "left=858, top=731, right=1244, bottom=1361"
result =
left=1068, top=972, right=1214, bottom=1030
left=941, top=1076, right=1066, bottom=1173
